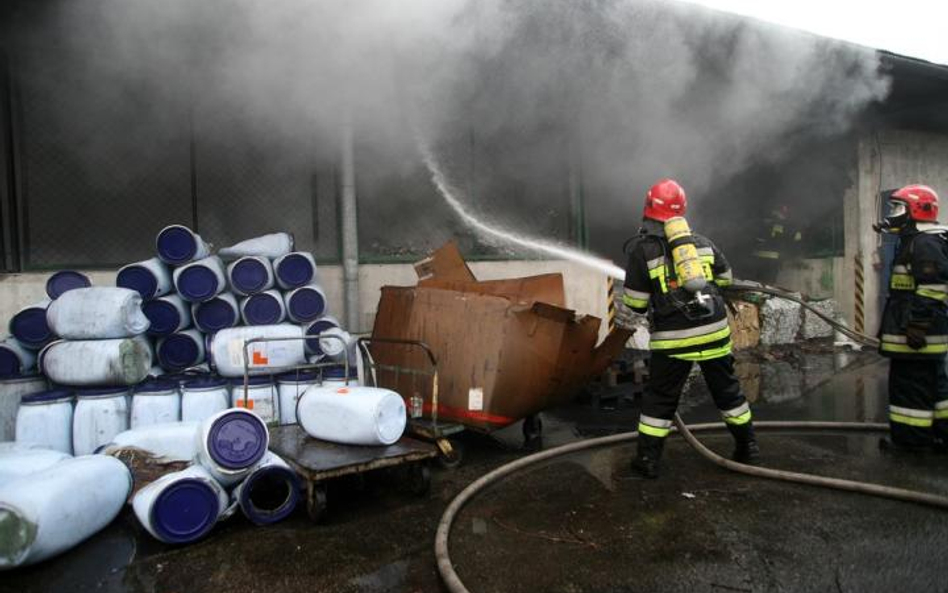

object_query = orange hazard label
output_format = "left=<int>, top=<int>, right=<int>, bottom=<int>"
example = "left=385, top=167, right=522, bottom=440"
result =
left=236, top=400, right=255, bottom=409
left=336, top=388, right=350, bottom=395
left=252, top=351, right=269, bottom=365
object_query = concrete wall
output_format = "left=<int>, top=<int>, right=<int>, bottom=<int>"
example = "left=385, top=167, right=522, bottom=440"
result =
left=0, top=260, right=612, bottom=341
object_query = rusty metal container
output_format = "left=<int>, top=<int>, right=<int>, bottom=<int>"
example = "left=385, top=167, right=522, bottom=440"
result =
left=370, top=243, right=630, bottom=432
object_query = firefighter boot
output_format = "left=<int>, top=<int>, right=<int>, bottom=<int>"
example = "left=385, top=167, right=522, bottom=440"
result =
left=632, top=433, right=665, bottom=479
left=728, top=422, right=761, bottom=464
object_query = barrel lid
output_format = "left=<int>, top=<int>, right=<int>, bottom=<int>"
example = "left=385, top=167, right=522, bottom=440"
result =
left=46, top=270, right=91, bottom=300
left=288, top=287, right=326, bottom=323
left=177, top=265, right=220, bottom=302
left=0, top=345, right=22, bottom=378
left=10, top=307, right=52, bottom=348
left=229, top=375, right=274, bottom=387
left=276, top=253, right=314, bottom=288
left=143, top=300, right=182, bottom=337
left=231, top=258, right=269, bottom=294
left=21, top=389, right=73, bottom=404
left=136, top=379, right=178, bottom=394
left=240, top=465, right=301, bottom=526
left=151, top=478, right=220, bottom=544
left=304, top=318, right=339, bottom=354
left=159, top=333, right=202, bottom=371
left=243, top=293, right=282, bottom=325
left=206, top=410, right=268, bottom=469
left=116, top=265, right=158, bottom=300
left=194, top=297, right=238, bottom=333
left=323, top=365, right=347, bottom=380
left=276, top=370, right=319, bottom=383
left=157, top=226, right=198, bottom=265
left=76, top=386, right=129, bottom=398
left=183, top=376, right=228, bottom=390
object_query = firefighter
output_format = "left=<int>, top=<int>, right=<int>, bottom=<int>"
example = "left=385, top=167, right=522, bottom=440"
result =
left=620, top=179, right=759, bottom=478
left=749, top=204, right=803, bottom=286
left=875, top=184, right=948, bottom=453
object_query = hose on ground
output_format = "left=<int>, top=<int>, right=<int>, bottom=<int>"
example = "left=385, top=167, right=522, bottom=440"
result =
left=726, top=281, right=879, bottom=348
left=436, top=421, right=948, bottom=593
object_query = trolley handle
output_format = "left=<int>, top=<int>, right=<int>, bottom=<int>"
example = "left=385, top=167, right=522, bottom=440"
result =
left=355, top=336, right=438, bottom=369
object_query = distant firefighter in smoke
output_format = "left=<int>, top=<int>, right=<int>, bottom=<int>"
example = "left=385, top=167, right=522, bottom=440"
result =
left=618, top=179, right=760, bottom=479
left=874, top=184, right=948, bottom=453
left=748, top=204, right=803, bottom=286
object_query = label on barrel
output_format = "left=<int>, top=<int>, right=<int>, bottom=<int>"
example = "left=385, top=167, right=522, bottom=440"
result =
left=468, top=387, right=483, bottom=411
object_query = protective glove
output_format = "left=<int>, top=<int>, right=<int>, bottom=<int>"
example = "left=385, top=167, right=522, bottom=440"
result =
left=905, top=321, right=929, bottom=350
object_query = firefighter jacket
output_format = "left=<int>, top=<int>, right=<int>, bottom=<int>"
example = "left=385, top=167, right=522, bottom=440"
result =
left=752, top=211, right=802, bottom=262
left=622, top=225, right=734, bottom=361
left=879, top=224, right=948, bottom=359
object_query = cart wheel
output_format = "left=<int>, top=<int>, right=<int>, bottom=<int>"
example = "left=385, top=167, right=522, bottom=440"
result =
left=522, top=414, right=543, bottom=451
left=437, top=439, right=464, bottom=469
left=307, top=485, right=328, bottom=523
left=408, top=463, right=431, bottom=496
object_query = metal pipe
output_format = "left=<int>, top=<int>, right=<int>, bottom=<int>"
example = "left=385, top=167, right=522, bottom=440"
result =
left=340, top=114, right=360, bottom=332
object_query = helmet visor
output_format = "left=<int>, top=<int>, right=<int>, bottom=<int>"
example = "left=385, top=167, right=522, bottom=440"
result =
left=885, top=200, right=907, bottom=219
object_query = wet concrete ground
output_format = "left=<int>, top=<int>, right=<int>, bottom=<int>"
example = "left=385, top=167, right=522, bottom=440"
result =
left=4, top=351, right=948, bottom=593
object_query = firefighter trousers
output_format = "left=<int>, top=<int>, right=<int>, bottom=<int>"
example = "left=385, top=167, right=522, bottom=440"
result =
left=640, top=352, right=750, bottom=437
left=888, top=357, right=948, bottom=447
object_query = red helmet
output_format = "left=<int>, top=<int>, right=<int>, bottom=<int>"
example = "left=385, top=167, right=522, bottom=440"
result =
left=643, top=179, right=686, bottom=222
left=891, top=184, right=939, bottom=222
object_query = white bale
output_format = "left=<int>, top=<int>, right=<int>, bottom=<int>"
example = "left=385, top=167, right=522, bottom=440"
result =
left=46, top=288, right=149, bottom=339
left=218, top=233, right=294, bottom=261
left=103, top=421, right=200, bottom=462
left=801, top=299, right=841, bottom=340
left=298, top=383, right=406, bottom=446
left=0, top=455, right=131, bottom=569
left=759, top=297, right=802, bottom=346
left=209, top=324, right=306, bottom=377
left=0, top=444, right=72, bottom=483
left=41, top=337, right=153, bottom=386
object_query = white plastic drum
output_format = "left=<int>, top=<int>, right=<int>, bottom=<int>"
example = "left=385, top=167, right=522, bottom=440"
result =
left=231, top=376, right=278, bottom=423
left=180, top=377, right=230, bottom=423
left=73, top=387, right=130, bottom=456
left=192, top=293, right=240, bottom=333
left=318, top=327, right=353, bottom=362
left=173, top=255, right=226, bottom=303
left=303, top=316, right=340, bottom=356
left=0, top=443, right=72, bottom=483
left=298, top=381, right=406, bottom=446
left=46, top=287, right=150, bottom=339
left=103, top=422, right=200, bottom=462
left=218, top=232, right=294, bottom=261
left=1, top=375, right=48, bottom=441
left=240, top=290, right=287, bottom=326
left=130, top=380, right=181, bottom=429
left=156, top=329, right=206, bottom=372
left=194, top=408, right=270, bottom=487
left=0, top=455, right=131, bottom=569
left=15, top=389, right=74, bottom=454
left=41, top=337, right=153, bottom=386
left=209, top=324, right=307, bottom=377
left=283, top=284, right=327, bottom=324
left=9, top=300, right=54, bottom=350
left=273, top=251, right=317, bottom=290
left=143, top=294, right=192, bottom=337
left=156, top=225, right=211, bottom=266
left=276, top=370, right=319, bottom=425
left=231, top=452, right=300, bottom=525
left=132, top=464, right=230, bottom=544
left=116, top=257, right=172, bottom=300
left=227, top=256, right=275, bottom=296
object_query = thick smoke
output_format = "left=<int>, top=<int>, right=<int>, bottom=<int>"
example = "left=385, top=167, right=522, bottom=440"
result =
left=6, top=0, right=889, bottom=264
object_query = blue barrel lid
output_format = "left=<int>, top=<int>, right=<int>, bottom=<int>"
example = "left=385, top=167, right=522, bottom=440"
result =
left=46, top=271, right=92, bottom=300
left=10, top=307, right=53, bottom=348
left=276, top=370, right=319, bottom=383
left=243, top=293, right=282, bottom=325
left=21, top=389, right=73, bottom=404
left=0, top=345, right=22, bottom=378
left=229, top=375, right=274, bottom=387
left=156, top=225, right=198, bottom=265
left=159, top=333, right=203, bottom=371
left=151, top=478, right=220, bottom=544
left=116, top=265, right=159, bottom=300
left=231, top=259, right=269, bottom=294
left=276, top=253, right=314, bottom=288
left=136, top=379, right=178, bottom=394
left=239, top=465, right=301, bottom=526
left=143, top=299, right=182, bottom=337
left=206, top=410, right=268, bottom=470
left=304, top=318, right=339, bottom=354
left=323, top=365, right=347, bottom=380
left=177, top=265, right=220, bottom=302
left=194, top=297, right=238, bottom=333
left=287, top=287, right=326, bottom=323
left=183, top=376, right=228, bottom=390
left=76, top=386, right=129, bottom=398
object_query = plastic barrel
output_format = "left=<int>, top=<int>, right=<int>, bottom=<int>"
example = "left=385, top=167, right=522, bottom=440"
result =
left=276, top=370, right=318, bottom=425
left=218, top=233, right=294, bottom=261
left=231, top=375, right=278, bottom=423
left=42, top=337, right=152, bottom=386
left=46, top=287, right=150, bottom=340
left=45, top=271, right=92, bottom=300
left=0, top=443, right=72, bottom=483
left=72, top=387, right=130, bottom=456
left=132, top=464, right=229, bottom=545
left=303, top=315, right=340, bottom=355
left=0, top=455, right=131, bottom=569
left=240, top=290, right=286, bottom=326
left=116, top=257, right=172, bottom=300
left=0, top=338, right=37, bottom=378
left=298, top=383, right=406, bottom=446
left=283, top=284, right=327, bottom=324
left=191, top=293, right=240, bottom=333
left=103, top=421, right=200, bottom=462
left=227, top=256, right=274, bottom=296
left=195, top=408, right=269, bottom=487
left=180, top=377, right=229, bottom=423
left=9, top=300, right=55, bottom=350
left=273, top=251, right=316, bottom=290
left=1, top=375, right=48, bottom=442
left=156, top=329, right=206, bottom=372
left=232, top=452, right=301, bottom=525
left=130, top=380, right=181, bottom=429
left=318, top=327, right=352, bottom=362
left=156, top=225, right=210, bottom=266
left=173, top=256, right=226, bottom=303
left=15, top=389, right=73, bottom=454
left=209, top=325, right=306, bottom=377
left=143, top=294, right=192, bottom=337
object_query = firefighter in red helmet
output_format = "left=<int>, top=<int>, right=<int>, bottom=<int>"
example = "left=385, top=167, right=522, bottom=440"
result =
left=620, top=179, right=760, bottom=478
left=875, top=184, right=948, bottom=453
